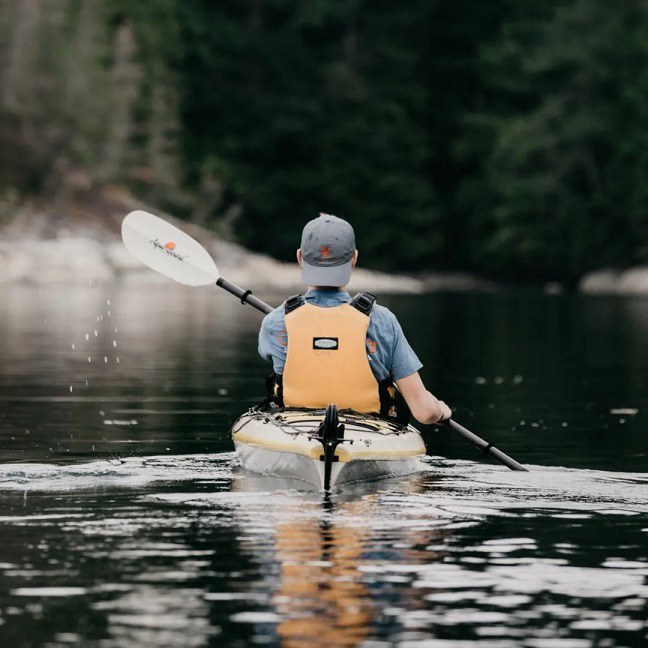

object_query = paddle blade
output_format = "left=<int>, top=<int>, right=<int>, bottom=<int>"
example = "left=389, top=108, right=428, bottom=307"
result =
left=122, top=210, right=219, bottom=286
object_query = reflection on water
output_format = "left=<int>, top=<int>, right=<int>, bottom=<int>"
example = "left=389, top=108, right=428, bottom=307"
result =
left=0, top=283, right=647, bottom=646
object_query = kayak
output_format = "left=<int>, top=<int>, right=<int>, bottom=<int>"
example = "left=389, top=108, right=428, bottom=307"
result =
left=231, top=404, right=426, bottom=491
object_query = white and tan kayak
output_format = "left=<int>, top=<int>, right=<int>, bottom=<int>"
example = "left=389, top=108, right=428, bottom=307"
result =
left=232, top=406, right=426, bottom=490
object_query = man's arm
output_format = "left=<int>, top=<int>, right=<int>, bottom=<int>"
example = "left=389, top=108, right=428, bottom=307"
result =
left=258, top=308, right=287, bottom=375
left=396, top=372, right=451, bottom=425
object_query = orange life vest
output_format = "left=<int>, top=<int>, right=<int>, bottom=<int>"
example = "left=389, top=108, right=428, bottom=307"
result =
left=281, top=293, right=381, bottom=413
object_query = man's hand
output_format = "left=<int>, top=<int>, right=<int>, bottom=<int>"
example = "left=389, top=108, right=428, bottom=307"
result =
left=395, top=372, right=452, bottom=425
left=435, top=400, right=452, bottom=423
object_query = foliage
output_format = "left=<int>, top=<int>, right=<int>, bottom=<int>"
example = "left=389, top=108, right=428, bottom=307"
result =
left=1, top=0, right=648, bottom=281
left=457, top=0, right=648, bottom=282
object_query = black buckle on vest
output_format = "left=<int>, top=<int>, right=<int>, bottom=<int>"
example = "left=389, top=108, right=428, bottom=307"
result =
left=350, top=292, right=376, bottom=316
left=284, top=294, right=305, bottom=314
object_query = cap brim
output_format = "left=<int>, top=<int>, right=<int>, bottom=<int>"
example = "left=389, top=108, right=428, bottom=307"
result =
left=301, top=259, right=352, bottom=287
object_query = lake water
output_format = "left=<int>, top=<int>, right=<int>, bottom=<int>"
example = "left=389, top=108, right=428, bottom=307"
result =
left=0, top=283, right=646, bottom=647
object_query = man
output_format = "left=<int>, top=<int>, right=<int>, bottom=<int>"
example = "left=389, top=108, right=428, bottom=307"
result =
left=258, top=213, right=451, bottom=425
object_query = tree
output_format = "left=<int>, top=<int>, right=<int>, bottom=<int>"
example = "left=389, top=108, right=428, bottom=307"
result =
left=457, top=0, right=648, bottom=282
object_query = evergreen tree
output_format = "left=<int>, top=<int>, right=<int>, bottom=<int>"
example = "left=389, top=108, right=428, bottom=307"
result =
left=458, top=0, right=648, bottom=281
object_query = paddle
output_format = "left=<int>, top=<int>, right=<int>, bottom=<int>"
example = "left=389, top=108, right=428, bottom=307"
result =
left=441, top=419, right=527, bottom=471
left=122, top=210, right=528, bottom=472
left=121, top=210, right=272, bottom=314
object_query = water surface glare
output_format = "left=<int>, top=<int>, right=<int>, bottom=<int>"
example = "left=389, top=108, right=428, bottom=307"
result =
left=0, top=284, right=646, bottom=647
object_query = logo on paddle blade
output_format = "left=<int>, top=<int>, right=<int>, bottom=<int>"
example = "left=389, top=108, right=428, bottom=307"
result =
left=151, top=238, right=187, bottom=261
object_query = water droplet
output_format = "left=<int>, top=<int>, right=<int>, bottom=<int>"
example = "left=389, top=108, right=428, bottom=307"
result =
left=513, top=374, right=523, bottom=384
left=114, top=328, right=118, bottom=333
left=85, top=334, right=89, bottom=341
left=116, top=358, right=120, bottom=364
left=69, top=386, right=73, bottom=392
left=107, top=310, right=111, bottom=316
left=88, top=357, right=92, bottom=363
left=113, top=341, right=117, bottom=347
left=72, top=344, right=75, bottom=350
left=107, top=300, right=111, bottom=306
left=104, top=357, right=108, bottom=363
left=94, top=330, right=98, bottom=336
left=561, top=421, right=568, bottom=427
left=475, top=377, right=487, bottom=385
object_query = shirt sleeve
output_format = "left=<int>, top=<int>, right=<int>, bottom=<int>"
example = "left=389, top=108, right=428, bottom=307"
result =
left=258, top=308, right=287, bottom=374
left=387, top=311, right=423, bottom=381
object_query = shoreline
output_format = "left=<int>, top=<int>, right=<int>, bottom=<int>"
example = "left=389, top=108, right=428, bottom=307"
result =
left=1, top=192, right=646, bottom=294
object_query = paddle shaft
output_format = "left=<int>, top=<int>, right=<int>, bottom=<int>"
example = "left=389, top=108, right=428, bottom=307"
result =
left=216, top=277, right=273, bottom=315
left=443, top=419, right=528, bottom=471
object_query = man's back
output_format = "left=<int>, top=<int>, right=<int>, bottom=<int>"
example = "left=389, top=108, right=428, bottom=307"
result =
left=258, top=288, right=422, bottom=386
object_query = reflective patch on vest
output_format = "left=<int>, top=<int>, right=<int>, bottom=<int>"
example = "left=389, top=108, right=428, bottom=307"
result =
left=313, top=337, right=339, bottom=350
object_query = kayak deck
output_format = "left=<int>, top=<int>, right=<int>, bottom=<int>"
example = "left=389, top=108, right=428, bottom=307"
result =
left=232, top=407, right=426, bottom=490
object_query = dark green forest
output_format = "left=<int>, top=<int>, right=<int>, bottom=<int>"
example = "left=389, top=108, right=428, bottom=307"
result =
left=1, top=0, right=648, bottom=283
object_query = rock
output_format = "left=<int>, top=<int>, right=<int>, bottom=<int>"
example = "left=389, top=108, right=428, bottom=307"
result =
left=579, top=267, right=648, bottom=295
left=618, top=267, right=648, bottom=295
left=0, top=239, right=115, bottom=283
left=578, top=269, right=622, bottom=294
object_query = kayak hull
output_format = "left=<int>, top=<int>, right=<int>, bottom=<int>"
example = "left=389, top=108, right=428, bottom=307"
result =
left=232, top=407, right=426, bottom=490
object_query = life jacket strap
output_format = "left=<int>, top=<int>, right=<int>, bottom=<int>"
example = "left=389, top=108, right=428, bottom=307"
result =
left=350, top=292, right=377, bottom=316
left=284, top=294, right=306, bottom=314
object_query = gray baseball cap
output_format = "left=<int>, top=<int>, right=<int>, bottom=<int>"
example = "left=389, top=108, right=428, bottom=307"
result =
left=300, top=213, right=356, bottom=287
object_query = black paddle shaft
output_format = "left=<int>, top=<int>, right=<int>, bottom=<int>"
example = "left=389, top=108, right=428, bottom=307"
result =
left=216, top=277, right=273, bottom=315
left=443, top=419, right=528, bottom=471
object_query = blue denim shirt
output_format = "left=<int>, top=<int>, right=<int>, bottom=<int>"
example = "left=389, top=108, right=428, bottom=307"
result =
left=258, top=289, right=422, bottom=382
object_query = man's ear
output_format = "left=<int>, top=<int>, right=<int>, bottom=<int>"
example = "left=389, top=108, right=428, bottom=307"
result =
left=296, top=249, right=303, bottom=266
left=351, top=250, right=359, bottom=268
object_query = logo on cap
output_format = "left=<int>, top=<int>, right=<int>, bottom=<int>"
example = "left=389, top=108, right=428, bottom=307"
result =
left=319, top=245, right=332, bottom=260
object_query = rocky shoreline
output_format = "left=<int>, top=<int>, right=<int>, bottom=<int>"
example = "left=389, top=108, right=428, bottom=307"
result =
left=0, top=191, right=428, bottom=293
left=578, top=269, right=648, bottom=296
left=2, top=191, right=646, bottom=295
